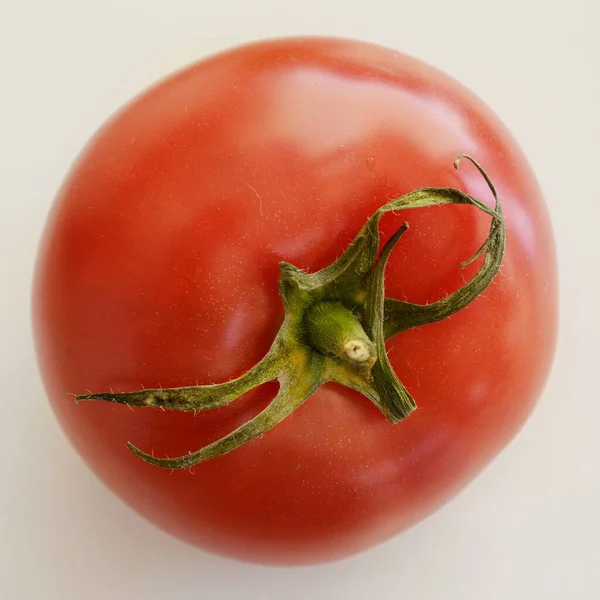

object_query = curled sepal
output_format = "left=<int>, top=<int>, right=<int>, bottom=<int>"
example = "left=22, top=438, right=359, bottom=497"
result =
left=127, top=350, right=324, bottom=469
left=294, top=169, right=501, bottom=309
left=76, top=339, right=284, bottom=411
left=383, top=155, right=505, bottom=338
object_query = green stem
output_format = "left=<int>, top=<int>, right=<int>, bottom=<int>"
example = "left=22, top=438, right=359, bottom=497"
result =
left=305, top=302, right=376, bottom=370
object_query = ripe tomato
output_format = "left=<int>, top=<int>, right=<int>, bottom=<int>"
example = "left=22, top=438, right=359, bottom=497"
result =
left=33, top=37, right=557, bottom=564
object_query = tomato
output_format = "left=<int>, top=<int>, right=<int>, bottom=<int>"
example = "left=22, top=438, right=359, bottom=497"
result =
left=33, top=37, right=557, bottom=565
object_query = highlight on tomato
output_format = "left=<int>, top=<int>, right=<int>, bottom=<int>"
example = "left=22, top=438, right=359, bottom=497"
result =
left=33, top=37, right=557, bottom=565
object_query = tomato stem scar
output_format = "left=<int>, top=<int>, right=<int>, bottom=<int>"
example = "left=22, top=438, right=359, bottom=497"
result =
left=76, top=155, right=505, bottom=470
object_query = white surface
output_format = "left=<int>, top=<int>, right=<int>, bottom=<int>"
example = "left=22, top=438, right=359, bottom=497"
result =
left=1, top=1, right=598, bottom=598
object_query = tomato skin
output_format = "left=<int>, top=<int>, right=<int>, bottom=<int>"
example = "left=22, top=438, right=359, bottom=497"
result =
left=33, top=37, right=557, bottom=564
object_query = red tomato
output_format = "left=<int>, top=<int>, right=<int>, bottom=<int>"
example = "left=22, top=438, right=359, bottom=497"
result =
left=33, top=37, right=557, bottom=564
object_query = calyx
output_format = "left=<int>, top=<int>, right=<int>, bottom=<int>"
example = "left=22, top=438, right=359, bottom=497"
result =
left=77, top=156, right=505, bottom=470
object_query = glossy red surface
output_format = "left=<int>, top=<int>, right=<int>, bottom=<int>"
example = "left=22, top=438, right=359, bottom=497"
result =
left=33, top=37, right=557, bottom=564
